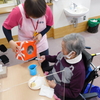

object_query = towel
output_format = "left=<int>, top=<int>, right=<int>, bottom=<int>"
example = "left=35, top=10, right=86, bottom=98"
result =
left=39, top=85, right=54, bottom=98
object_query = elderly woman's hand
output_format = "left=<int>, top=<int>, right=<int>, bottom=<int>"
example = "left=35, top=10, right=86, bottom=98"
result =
left=36, top=55, right=45, bottom=63
left=47, top=80, right=56, bottom=88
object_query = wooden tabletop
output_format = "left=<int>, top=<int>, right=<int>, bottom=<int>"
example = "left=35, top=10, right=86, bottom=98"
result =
left=0, top=61, right=54, bottom=100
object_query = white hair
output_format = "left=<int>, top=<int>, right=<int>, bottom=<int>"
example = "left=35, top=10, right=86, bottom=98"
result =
left=62, top=33, right=85, bottom=55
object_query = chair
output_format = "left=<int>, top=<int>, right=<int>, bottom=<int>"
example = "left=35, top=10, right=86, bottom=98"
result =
left=0, top=55, right=9, bottom=64
left=76, top=50, right=100, bottom=100
left=0, top=45, right=9, bottom=64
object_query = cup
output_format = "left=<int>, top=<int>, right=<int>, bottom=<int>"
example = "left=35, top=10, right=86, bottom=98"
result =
left=28, top=64, right=37, bottom=76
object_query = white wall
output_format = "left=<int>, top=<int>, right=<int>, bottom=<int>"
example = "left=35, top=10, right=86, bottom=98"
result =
left=0, top=14, right=7, bottom=39
left=52, top=0, right=91, bottom=29
left=89, top=0, right=100, bottom=17
left=0, top=13, right=18, bottom=39
left=0, top=0, right=100, bottom=38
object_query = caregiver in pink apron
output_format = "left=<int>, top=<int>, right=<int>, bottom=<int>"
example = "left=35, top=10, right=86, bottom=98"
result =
left=2, top=0, right=53, bottom=72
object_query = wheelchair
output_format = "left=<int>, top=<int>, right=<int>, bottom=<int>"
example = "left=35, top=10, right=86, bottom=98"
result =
left=70, top=48, right=100, bottom=100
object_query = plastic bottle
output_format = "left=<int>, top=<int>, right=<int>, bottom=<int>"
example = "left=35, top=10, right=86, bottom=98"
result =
left=70, top=3, right=74, bottom=10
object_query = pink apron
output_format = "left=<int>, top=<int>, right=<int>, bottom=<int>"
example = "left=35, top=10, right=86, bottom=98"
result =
left=18, top=4, right=48, bottom=53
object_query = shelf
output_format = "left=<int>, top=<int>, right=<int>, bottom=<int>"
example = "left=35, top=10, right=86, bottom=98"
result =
left=46, top=3, right=53, bottom=6
left=0, top=3, right=53, bottom=14
left=0, top=6, right=16, bottom=14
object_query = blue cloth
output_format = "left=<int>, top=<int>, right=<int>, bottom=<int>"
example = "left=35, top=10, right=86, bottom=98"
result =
left=90, top=86, right=100, bottom=98
left=84, top=84, right=100, bottom=98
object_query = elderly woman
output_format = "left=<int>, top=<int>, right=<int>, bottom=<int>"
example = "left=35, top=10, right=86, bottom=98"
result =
left=40, top=33, right=86, bottom=100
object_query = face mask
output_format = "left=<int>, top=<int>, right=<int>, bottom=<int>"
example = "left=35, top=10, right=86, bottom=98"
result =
left=30, top=17, right=39, bottom=21
left=63, top=51, right=73, bottom=59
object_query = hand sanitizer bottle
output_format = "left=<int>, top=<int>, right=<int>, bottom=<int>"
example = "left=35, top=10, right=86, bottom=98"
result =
left=70, top=3, right=74, bottom=10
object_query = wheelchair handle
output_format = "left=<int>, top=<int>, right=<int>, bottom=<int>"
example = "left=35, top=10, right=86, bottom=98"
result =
left=91, top=53, right=100, bottom=56
left=85, top=46, right=91, bottom=49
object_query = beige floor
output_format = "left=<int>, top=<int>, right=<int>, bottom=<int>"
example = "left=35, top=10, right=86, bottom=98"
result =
left=0, top=26, right=100, bottom=87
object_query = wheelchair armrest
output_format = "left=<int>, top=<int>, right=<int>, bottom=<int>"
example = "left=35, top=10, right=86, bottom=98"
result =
left=82, top=92, right=98, bottom=99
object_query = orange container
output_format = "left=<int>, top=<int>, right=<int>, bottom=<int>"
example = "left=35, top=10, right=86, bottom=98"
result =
left=15, top=41, right=37, bottom=61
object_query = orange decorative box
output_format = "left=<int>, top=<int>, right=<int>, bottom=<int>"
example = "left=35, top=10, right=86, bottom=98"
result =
left=15, top=41, right=37, bottom=61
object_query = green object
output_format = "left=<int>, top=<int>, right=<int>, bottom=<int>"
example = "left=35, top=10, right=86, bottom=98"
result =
left=88, top=18, right=100, bottom=27
left=97, top=18, right=100, bottom=22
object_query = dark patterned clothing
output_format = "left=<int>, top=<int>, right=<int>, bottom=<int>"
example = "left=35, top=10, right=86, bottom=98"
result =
left=45, top=52, right=85, bottom=99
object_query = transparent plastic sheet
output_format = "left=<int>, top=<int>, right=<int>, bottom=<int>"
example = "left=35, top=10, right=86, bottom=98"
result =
left=0, top=70, right=66, bottom=100
left=62, top=71, right=66, bottom=100
left=46, top=69, right=66, bottom=100
left=89, top=97, right=100, bottom=100
left=0, top=81, right=28, bottom=93
left=0, top=80, right=2, bottom=100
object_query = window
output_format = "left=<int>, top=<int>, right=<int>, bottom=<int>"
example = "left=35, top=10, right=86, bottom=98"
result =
left=0, top=0, right=18, bottom=8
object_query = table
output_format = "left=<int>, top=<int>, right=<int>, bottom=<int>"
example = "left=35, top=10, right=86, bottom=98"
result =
left=0, top=61, right=55, bottom=100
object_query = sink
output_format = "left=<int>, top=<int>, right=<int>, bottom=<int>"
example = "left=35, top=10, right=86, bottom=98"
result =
left=64, top=5, right=89, bottom=18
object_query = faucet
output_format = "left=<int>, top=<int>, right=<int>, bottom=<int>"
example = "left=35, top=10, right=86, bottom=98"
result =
left=73, top=3, right=77, bottom=11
